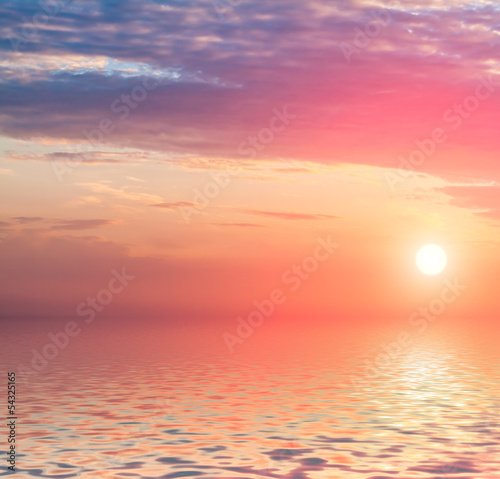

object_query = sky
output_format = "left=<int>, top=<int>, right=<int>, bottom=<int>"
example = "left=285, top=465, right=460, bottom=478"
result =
left=1, top=0, right=499, bottom=334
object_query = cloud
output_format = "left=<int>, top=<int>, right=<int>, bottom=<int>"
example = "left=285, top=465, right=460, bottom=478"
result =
left=126, top=176, right=146, bottom=182
left=1, top=0, right=500, bottom=184
left=6, top=151, right=151, bottom=164
left=211, top=222, right=264, bottom=227
left=152, top=201, right=197, bottom=210
left=9, top=216, right=117, bottom=230
left=234, top=208, right=339, bottom=221
left=441, top=184, right=500, bottom=220
left=77, top=182, right=164, bottom=204
left=12, top=216, right=44, bottom=224
left=50, top=219, right=117, bottom=230
left=272, top=167, right=314, bottom=174
left=151, top=202, right=339, bottom=220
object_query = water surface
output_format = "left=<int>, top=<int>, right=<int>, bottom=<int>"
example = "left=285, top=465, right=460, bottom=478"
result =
left=1, top=321, right=499, bottom=478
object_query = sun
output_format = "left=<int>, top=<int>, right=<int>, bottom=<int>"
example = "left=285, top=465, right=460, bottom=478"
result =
left=416, top=244, right=447, bottom=275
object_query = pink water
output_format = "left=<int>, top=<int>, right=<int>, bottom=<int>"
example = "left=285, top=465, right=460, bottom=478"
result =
left=1, top=320, right=500, bottom=478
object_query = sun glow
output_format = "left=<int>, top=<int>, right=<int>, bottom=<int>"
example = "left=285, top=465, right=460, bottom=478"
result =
left=416, top=244, right=447, bottom=275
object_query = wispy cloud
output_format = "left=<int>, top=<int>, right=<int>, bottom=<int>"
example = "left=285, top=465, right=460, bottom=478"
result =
left=78, top=182, right=163, bottom=204
left=211, top=222, right=264, bottom=227
left=152, top=201, right=197, bottom=210
left=1, top=0, right=500, bottom=185
left=152, top=202, right=339, bottom=221
left=233, top=208, right=339, bottom=221
left=50, top=219, right=118, bottom=230
left=6, top=151, right=149, bottom=165
left=442, top=184, right=500, bottom=221
left=12, top=216, right=44, bottom=224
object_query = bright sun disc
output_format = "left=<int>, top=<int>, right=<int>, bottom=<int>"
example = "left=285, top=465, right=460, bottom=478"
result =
left=416, top=244, right=447, bottom=275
